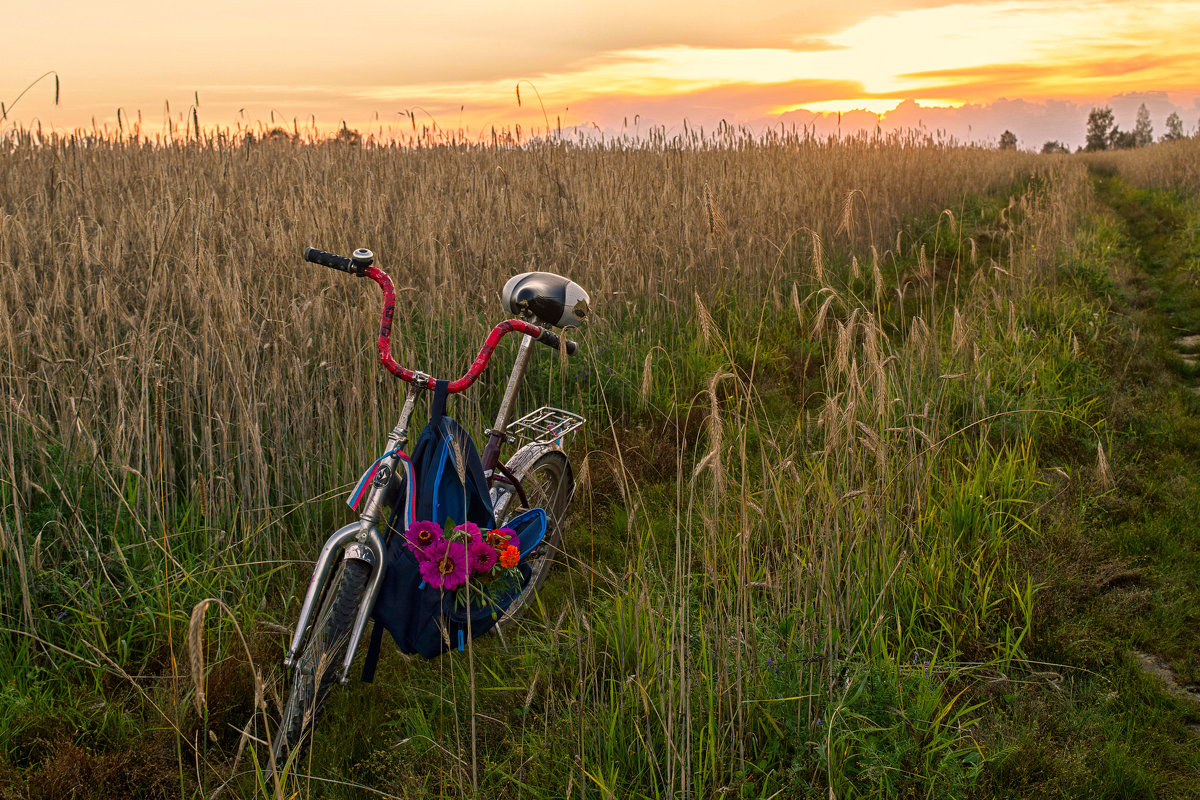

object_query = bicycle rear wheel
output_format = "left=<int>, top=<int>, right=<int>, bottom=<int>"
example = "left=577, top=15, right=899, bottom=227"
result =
left=271, top=557, right=370, bottom=766
left=491, top=449, right=573, bottom=627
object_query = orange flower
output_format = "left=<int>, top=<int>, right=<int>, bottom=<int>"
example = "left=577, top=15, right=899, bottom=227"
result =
left=499, top=545, right=520, bottom=568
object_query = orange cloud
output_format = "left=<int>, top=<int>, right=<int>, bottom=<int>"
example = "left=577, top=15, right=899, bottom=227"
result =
left=573, top=79, right=868, bottom=127
left=4, top=0, right=1200, bottom=145
left=892, top=52, right=1186, bottom=102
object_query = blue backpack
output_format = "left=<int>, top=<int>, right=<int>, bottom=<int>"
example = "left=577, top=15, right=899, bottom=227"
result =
left=361, top=381, right=546, bottom=681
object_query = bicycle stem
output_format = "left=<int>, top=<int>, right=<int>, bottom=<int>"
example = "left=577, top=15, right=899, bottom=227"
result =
left=359, top=383, right=422, bottom=528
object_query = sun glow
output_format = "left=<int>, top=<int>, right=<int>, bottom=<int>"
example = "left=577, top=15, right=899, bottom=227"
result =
left=352, top=1, right=1200, bottom=130
left=778, top=98, right=966, bottom=116
left=4, top=1, right=1200, bottom=140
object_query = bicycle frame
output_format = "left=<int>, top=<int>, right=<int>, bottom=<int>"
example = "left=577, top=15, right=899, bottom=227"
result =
left=283, top=332, right=578, bottom=684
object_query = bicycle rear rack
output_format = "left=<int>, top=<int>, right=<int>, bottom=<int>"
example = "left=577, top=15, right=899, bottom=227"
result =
left=508, top=406, right=585, bottom=446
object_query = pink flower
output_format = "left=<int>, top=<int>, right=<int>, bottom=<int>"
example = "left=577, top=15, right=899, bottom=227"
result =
left=468, top=540, right=498, bottom=575
left=420, top=539, right=467, bottom=590
left=454, top=521, right=483, bottom=544
left=420, top=538, right=447, bottom=569
left=405, top=520, right=443, bottom=556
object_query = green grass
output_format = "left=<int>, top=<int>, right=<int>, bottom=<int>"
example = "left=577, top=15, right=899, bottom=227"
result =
left=8, top=152, right=1200, bottom=799
left=975, top=174, right=1200, bottom=799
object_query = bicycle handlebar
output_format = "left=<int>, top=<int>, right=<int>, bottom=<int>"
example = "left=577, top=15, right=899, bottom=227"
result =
left=535, top=327, right=576, bottom=356
left=303, top=246, right=355, bottom=273
left=305, top=246, right=577, bottom=392
left=303, top=246, right=378, bottom=276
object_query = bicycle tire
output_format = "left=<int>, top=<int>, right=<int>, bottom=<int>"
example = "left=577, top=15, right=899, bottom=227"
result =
left=271, top=557, right=371, bottom=765
left=491, top=449, right=573, bottom=628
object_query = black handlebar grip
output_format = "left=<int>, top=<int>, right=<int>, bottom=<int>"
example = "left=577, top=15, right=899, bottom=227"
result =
left=303, top=246, right=355, bottom=273
left=536, top=328, right=579, bottom=356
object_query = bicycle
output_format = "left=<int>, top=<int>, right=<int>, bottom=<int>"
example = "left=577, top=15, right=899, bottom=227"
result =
left=271, top=246, right=588, bottom=762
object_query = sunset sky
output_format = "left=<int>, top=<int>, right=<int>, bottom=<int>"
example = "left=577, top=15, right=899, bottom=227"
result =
left=4, top=0, right=1200, bottom=147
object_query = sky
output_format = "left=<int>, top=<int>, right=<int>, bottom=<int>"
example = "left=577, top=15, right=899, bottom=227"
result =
left=3, top=0, right=1200, bottom=148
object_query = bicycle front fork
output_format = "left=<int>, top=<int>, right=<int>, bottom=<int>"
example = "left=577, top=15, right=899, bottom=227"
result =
left=282, top=520, right=387, bottom=685
left=283, top=384, right=420, bottom=683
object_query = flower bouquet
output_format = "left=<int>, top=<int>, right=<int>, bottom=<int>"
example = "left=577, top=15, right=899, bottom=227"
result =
left=404, top=519, right=523, bottom=610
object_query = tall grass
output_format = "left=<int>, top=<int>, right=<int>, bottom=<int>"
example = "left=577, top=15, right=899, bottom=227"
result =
left=566, top=156, right=1097, bottom=796
left=0, top=128, right=1102, bottom=797
left=0, top=128, right=1040, bottom=538
left=1089, top=136, right=1200, bottom=193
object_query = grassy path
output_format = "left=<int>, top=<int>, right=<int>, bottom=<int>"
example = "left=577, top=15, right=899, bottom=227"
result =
left=983, top=174, right=1200, bottom=798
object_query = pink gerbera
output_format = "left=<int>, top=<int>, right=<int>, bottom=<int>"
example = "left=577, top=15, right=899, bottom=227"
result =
left=405, top=520, right=443, bottom=556
left=468, top=540, right=498, bottom=575
left=420, top=539, right=468, bottom=590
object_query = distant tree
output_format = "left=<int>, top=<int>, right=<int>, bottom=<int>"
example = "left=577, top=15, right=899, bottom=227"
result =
left=1086, top=107, right=1114, bottom=151
left=334, top=124, right=362, bottom=147
left=999, top=130, right=1018, bottom=150
left=1108, top=127, right=1137, bottom=150
left=1041, top=140, right=1070, bottom=154
left=1162, top=111, right=1185, bottom=142
left=1133, top=104, right=1154, bottom=147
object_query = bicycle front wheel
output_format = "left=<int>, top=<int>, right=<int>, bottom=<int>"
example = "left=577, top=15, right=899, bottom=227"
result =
left=271, top=557, right=370, bottom=766
left=492, top=449, right=574, bottom=627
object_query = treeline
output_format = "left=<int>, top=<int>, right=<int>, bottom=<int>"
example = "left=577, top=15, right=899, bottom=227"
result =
left=1083, top=103, right=1189, bottom=151
left=998, top=103, right=1194, bottom=155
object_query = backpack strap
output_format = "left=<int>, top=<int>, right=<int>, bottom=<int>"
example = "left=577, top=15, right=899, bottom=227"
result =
left=361, top=619, right=385, bottom=683
left=430, top=379, right=449, bottom=430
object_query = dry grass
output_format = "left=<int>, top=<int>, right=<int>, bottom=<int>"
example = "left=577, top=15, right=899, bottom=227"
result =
left=1, top=127, right=1100, bottom=797
left=1092, top=136, right=1200, bottom=192
left=0, top=130, right=1038, bottom=537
